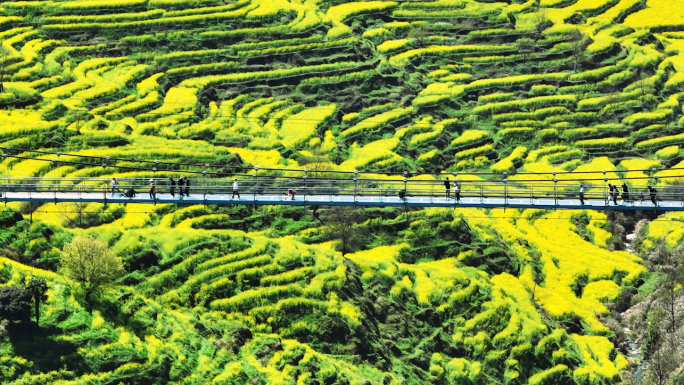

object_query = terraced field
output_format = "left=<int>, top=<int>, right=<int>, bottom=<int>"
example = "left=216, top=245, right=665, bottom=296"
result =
left=1, top=0, right=684, bottom=383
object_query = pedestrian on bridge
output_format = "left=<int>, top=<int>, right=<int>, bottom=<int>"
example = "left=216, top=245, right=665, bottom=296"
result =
left=111, top=178, right=121, bottom=196
left=648, top=185, right=658, bottom=206
left=444, top=177, right=451, bottom=198
left=453, top=183, right=461, bottom=202
left=149, top=179, right=156, bottom=201
left=178, top=176, right=185, bottom=197
left=622, top=183, right=630, bottom=202
left=185, top=177, right=190, bottom=197
left=608, top=184, right=617, bottom=205
left=169, top=178, right=176, bottom=198
left=232, top=178, right=240, bottom=199
left=579, top=184, right=585, bottom=205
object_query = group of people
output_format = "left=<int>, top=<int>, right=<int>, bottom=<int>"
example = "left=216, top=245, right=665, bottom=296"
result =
left=579, top=183, right=658, bottom=206
left=110, top=176, right=190, bottom=200
left=110, top=177, right=660, bottom=207
left=443, top=177, right=461, bottom=202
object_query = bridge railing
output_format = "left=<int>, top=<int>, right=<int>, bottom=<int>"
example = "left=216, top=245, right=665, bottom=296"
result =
left=0, top=177, right=676, bottom=204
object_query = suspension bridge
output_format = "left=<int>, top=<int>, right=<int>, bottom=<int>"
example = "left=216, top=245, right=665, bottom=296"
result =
left=1, top=177, right=683, bottom=211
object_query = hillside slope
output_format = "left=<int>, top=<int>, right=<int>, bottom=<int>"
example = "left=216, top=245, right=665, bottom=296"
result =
left=0, top=0, right=683, bottom=383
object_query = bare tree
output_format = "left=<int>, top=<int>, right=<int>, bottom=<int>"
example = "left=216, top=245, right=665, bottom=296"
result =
left=322, top=207, right=365, bottom=256
left=517, top=38, right=536, bottom=68
left=59, top=202, right=89, bottom=227
left=0, top=44, right=8, bottom=94
left=569, top=29, right=585, bottom=72
left=637, top=72, right=651, bottom=104
left=534, top=8, right=550, bottom=39
left=624, top=242, right=684, bottom=384
left=408, top=24, right=431, bottom=48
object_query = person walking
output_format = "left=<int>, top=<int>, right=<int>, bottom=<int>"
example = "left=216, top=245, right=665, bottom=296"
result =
left=608, top=184, right=618, bottom=205
left=444, top=177, right=451, bottom=198
left=232, top=178, right=240, bottom=199
left=178, top=176, right=185, bottom=197
left=622, top=183, right=630, bottom=202
left=185, top=177, right=190, bottom=197
left=579, top=184, right=585, bottom=205
left=169, top=178, right=176, bottom=198
left=149, top=179, right=156, bottom=200
left=453, top=183, right=461, bottom=202
left=111, top=178, right=121, bottom=196
left=648, top=185, right=658, bottom=206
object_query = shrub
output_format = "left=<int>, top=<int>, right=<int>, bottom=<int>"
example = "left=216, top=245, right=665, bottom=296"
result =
left=0, top=286, right=31, bottom=322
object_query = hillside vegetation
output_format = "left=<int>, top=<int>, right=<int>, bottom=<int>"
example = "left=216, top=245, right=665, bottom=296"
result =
left=0, top=0, right=684, bottom=383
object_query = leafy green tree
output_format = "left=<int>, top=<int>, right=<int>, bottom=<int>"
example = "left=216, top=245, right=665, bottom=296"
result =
left=59, top=235, right=124, bottom=296
left=26, top=277, right=48, bottom=325
left=0, top=286, right=31, bottom=322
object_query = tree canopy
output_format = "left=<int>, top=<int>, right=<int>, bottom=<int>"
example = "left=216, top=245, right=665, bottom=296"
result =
left=58, top=235, right=124, bottom=296
left=0, top=286, right=31, bottom=322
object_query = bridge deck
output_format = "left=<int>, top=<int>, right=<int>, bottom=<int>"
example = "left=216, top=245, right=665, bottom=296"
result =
left=1, top=191, right=678, bottom=211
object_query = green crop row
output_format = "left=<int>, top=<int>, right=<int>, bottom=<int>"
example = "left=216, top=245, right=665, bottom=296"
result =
left=499, top=127, right=534, bottom=141
left=236, top=37, right=357, bottom=57
left=577, top=88, right=642, bottom=110
left=546, top=149, right=583, bottom=163
left=166, top=62, right=238, bottom=77
left=500, top=120, right=548, bottom=128
left=105, top=91, right=160, bottom=118
left=493, top=107, right=571, bottom=123
left=635, top=132, right=684, bottom=150
left=477, top=92, right=516, bottom=104
left=623, top=109, right=673, bottom=126
left=600, top=99, right=642, bottom=115
left=545, top=112, right=595, bottom=125
left=300, top=70, right=375, bottom=86
left=210, top=284, right=304, bottom=312
left=574, top=137, right=628, bottom=149
left=340, top=107, right=413, bottom=138
left=389, top=44, right=512, bottom=66
left=454, top=144, right=494, bottom=160
left=40, top=7, right=250, bottom=31
left=474, top=95, right=577, bottom=115
left=180, top=61, right=360, bottom=89
left=466, top=73, right=568, bottom=93
left=42, top=9, right=165, bottom=24
left=491, top=146, right=526, bottom=172
left=451, top=130, right=491, bottom=149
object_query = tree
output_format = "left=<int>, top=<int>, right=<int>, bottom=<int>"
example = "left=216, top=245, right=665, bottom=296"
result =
left=517, top=38, right=536, bottom=68
left=0, top=286, right=31, bottom=322
left=322, top=207, right=365, bottom=256
left=569, top=29, right=585, bottom=72
left=534, top=8, right=549, bottom=37
left=0, top=44, right=8, bottom=94
left=26, top=277, right=48, bottom=326
left=408, top=24, right=430, bottom=48
left=59, top=235, right=124, bottom=296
